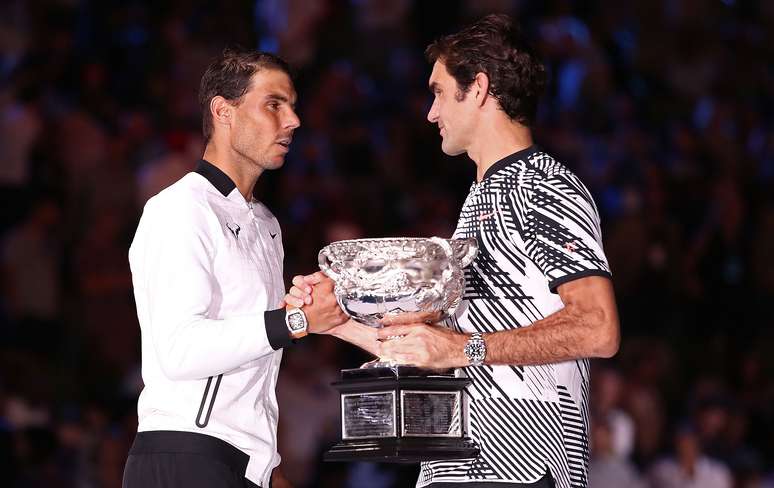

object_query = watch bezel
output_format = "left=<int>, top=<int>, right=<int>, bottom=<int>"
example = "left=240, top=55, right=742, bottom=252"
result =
left=464, top=332, right=486, bottom=366
left=286, top=308, right=308, bottom=335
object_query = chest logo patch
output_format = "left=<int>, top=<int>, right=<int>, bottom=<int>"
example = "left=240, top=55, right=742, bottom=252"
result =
left=226, top=222, right=241, bottom=239
left=478, top=211, right=496, bottom=221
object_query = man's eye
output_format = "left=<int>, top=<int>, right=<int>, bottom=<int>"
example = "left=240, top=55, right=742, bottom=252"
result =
left=268, top=102, right=279, bottom=110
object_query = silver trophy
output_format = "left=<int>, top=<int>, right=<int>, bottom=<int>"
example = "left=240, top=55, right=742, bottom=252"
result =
left=319, top=237, right=481, bottom=463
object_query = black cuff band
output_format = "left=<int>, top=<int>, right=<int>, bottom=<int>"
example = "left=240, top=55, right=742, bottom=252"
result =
left=265, top=309, right=294, bottom=350
left=548, top=269, right=612, bottom=294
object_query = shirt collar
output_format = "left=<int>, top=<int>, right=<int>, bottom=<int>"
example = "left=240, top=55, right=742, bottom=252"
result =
left=481, top=145, right=538, bottom=181
left=195, top=159, right=237, bottom=197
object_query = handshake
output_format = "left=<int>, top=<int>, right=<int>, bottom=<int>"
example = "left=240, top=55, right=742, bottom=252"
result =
left=281, top=271, right=348, bottom=335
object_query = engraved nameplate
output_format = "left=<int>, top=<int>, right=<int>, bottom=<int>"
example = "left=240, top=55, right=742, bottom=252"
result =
left=341, top=391, right=396, bottom=439
left=401, top=390, right=462, bottom=437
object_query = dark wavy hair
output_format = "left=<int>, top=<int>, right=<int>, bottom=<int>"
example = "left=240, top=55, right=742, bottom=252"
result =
left=425, top=14, right=546, bottom=126
left=198, top=47, right=291, bottom=143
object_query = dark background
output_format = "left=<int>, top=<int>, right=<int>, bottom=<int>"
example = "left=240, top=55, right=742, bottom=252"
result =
left=1, top=0, right=773, bottom=487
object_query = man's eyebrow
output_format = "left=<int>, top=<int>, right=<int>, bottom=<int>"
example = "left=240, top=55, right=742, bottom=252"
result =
left=428, top=81, right=439, bottom=93
left=266, top=93, right=297, bottom=107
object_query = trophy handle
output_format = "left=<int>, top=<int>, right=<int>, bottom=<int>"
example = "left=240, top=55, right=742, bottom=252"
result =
left=318, top=247, right=341, bottom=281
left=429, top=237, right=455, bottom=263
left=452, top=237, right=478, bottom=267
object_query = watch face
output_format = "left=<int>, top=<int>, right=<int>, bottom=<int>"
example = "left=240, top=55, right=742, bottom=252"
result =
left=287, top=311, right=306, bottom=331
left=465, top=338, right=486, bottom=363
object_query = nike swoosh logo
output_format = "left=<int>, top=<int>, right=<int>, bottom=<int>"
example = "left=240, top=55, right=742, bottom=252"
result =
left=226, top=222, right=241, bottom=239
left=270, top=232, right=277, bottom=239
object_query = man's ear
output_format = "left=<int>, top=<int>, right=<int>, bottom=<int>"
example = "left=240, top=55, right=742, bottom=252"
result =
left=473, top=72, right=490, bottom=107
left=210, top=96, right=232, bottom=129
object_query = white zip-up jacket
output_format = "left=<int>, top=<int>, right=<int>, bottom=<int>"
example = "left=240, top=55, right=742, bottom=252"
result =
left=128, top=160, right=292, bottom=487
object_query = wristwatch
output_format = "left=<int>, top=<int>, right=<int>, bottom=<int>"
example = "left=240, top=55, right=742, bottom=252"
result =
left=464, top=332, right=487, bottom=366
left=285, top=308, right=308, bottom=339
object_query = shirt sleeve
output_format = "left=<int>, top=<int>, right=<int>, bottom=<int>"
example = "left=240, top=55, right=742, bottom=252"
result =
left=511, top=171, right=612, bottom=293
left=130, top=195, right=291, bottom=382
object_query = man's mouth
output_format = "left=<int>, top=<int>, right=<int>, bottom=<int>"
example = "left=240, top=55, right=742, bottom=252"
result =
left=276, top=137, right=292, bottom=149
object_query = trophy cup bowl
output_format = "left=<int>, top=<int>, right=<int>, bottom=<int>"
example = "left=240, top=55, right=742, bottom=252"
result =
left=318, top=237, right=477, bottom=328
left=319, top=237, right=481, bottom=463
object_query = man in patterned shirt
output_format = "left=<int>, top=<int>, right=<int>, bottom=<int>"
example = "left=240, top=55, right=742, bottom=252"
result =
left=286, top=13, right=619, bottom=488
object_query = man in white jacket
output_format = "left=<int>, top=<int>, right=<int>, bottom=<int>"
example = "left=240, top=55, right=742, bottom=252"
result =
left=123, top=47, right=347, bottom=488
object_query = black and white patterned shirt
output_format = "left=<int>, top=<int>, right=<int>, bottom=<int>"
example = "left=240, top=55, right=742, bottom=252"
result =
left=418, top=146, right=611, bottom=488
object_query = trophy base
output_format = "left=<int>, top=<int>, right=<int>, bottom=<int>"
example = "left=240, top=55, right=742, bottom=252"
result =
left=324, top=366, right=480, bottom=463
left=324, top=436, right=480, bottom=463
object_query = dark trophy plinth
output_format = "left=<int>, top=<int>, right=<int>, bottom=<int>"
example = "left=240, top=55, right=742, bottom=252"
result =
left=323, top=366, right=479, bottom=463
left=318, top=237, right=481, bottom=463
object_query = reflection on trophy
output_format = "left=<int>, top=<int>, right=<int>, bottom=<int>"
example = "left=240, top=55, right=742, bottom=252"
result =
left=319, top=237, right=481, bottom=463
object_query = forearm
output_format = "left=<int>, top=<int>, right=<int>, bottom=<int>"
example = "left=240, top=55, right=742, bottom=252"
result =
left=485, top=303, right=618, bottom=366
left=376, top=277, right=619, bottom=369
left=149, top=309, right=288, bottom=380
left=328, top=319, right=380, bottom=356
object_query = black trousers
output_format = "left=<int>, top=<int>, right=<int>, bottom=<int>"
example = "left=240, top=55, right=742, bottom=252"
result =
left=123, top=431, right=263, bottom=488
left=426, top=470, right=556, bottom=488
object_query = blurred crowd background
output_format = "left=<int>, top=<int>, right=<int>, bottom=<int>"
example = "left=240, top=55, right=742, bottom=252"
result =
left=1, top=0, right=773, bottom=487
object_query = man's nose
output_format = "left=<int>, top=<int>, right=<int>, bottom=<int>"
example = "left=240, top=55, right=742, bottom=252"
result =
left=427, top=99, right=439, bottom=123
left=285, top=109, right=301, bottom=129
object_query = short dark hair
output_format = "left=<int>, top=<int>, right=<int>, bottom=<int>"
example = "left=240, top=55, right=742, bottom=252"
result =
left=198, top=47, right=291, bottom=143
left=425, top=14, right=546, bottom=126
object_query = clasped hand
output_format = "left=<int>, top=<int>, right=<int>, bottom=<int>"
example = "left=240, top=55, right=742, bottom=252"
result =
left=281, top=273, right=347, bottom=333
left=284, top=273, right=468, bottom=369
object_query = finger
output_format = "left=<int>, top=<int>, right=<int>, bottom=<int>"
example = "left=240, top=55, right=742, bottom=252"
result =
left=277, top=299, right=286, bottom=308
left=312, top=280, right=337, bottom=298
left=292, top=275, right=312, bottom=293
left=376, top=341, right=394, bottom=359
left=378, top=333, right=406, bottom=342
left=381, top=311, right=440, bottom=326
left=381, top=341, right=426, bottom=368
left=289, top=286, right=309, bottom=299
left=284, top=295, right=305, bottom=308
left=303, top=272, right=326, bottom=285
left=378, top=346, right=413, bottom=366
left=376, top=324, right=420, bottom=340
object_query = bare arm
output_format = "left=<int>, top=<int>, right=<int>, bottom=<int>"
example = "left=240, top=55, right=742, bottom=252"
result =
left=377, top=275, right=620, bottom=369
left=326, top=319, right=380, bottom=357
left=485, top=275, right=619, bottom=365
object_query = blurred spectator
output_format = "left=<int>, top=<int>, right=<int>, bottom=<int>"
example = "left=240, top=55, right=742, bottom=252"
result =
left=1, top=195, right=62, bottom=354
left=648, top=424, right=732, bottom=488
left=589, top=416, right=645, bottom=488
left=72, top=209, right=137, bottom=374
left=0, top=95, right=40, bottom=228
left=592, top=366, right=635, bottom=459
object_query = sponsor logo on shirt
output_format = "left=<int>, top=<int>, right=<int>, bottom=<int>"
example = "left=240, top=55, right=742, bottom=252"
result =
left=226, top=222, right=241, bottom=239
